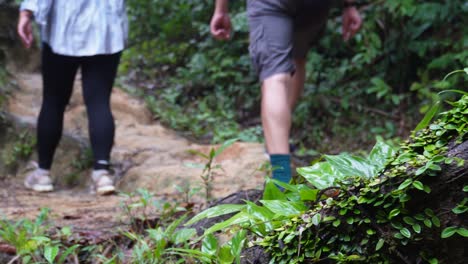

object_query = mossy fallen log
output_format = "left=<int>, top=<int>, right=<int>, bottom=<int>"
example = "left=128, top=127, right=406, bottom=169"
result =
left=189, top=96, right=467, bottom=264
left=250, top=96, right=467, bottom=263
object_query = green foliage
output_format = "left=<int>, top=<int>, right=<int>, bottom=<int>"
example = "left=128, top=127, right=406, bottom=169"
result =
left=297, top=138, right=395, bottom=189
left=1, top=130, right=36, bottom=170
left=0, top=208, right=81, bottom=264
left=186, top=95, right=467, bottom=263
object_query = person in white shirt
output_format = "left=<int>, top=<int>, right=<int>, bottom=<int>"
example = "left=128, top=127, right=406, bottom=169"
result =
left=17, top=0, right=128, bottom=195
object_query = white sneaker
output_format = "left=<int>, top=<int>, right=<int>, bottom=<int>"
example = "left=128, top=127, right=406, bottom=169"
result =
left=91, top=170, right=115, bottom=195
left=24, top=162, right=54, bottom=192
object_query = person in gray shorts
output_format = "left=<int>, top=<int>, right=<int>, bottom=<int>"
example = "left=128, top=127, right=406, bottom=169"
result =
left=210, top=0, right=362, bottom=185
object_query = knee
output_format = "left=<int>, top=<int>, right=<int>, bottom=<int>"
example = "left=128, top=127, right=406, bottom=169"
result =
left=263, top=73, right=293, bottom=87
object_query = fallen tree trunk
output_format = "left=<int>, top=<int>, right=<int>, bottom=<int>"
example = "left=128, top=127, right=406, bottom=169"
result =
left=238, top=139, right=467, bottom=264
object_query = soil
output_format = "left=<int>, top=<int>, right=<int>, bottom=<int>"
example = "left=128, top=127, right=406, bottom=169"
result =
left=0, top=72, right=268, bottom=232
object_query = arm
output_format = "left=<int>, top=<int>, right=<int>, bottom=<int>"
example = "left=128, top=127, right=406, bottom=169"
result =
left=210, top=0, right=231, bottom=40
left=342, top=0, right=362, bottom=41
left=17, top=4, right=34, bottom=48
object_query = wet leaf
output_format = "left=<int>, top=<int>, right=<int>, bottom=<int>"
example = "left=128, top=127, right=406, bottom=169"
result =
left=400, top=228, right=411, bottom=238
left=375, top=238, right=385, bottom=251
left=185, top=204, right=245, bottom=226
left=441, top=227, right=457, bottom=238
left=44, top=246, right=58, bottom=264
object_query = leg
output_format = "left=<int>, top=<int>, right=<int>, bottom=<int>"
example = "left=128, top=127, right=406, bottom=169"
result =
left=247, top=0, right=295, bottom=183
left=289, top=58, right=306, bottom=110
left=81, top=52, right=121, bottom=170
left=290, top=0, right=332, bottom=110
left=262, top=74, right=293, bottom=184
left=262, top=73, right=292, bottom=154
left=38, top=44, right=79, bottom=170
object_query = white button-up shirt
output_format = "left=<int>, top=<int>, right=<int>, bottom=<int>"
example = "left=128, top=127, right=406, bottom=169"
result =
left=20, top=0, right=128, bottom=56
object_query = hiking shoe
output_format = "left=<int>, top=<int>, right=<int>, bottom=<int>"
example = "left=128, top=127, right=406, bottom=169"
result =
left=24, top=162, right=54, bottom=192
left=91, top=170, right=115, bottom=195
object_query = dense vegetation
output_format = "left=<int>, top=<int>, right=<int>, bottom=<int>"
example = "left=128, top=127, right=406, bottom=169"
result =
left=182, top=93, right=467, bottom=264
left=1, top=93, right=466, bottom=263
left=0, top=0, right=466, bottom=263
left=121, top=0, right=467, bottom=154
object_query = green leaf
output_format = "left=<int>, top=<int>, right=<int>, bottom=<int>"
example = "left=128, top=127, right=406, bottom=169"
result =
left=398, top=179, right=413, bottom=190
left=44, top=246, right=59, bottom=264
left=311, top=213, right=321, bottom=226
left=412, top=181, right=424, bottom=191
left=332, top=220, right=341, bottom=227
left=218, top=245, right=235, bottom=264
left=185, top=204, right=245, bottom=226
left=32, top=236, right=51, bottom=243
left=204, top=212, right=251, bottom=235
left=456, top=228, right=468, bottom=237
left=432, top=216, right=441, bottom=227
left=415, top=101, right=441, bottom=132
left=388, top=208, right=400, bottom=219
left=424, top=208, right=435, bottom=217
left=214, top=138, right=238, bottom=158
left=423, top=185, right=431, bottom=194
left=403, top=216, right=415, bottom=225
left=415, top=166, right=427, bottom=176
left=413, top=224, right=421, bottom=233
left=424, top=219, right=432, bottom=228
left=262, top=179, right=287, bottom=200
left=463, top=186, right=468, bottom=192
left=22, top=256, right=31, bottom=264
left=400, top=228, right=411, bottom=238
left=260, top=200, right=307, bottom=216
left=230, top=230, right=247, bottom=264
left=441, top=227, right=457, bottom=238
left=428, top=258, right=439, bottom=264
left=298, top=140, right=393, bottom=189
left=169, top=248, right=212, bottom=262
left=375, top=238, right=385, bottom=251
left=437, top=89, right=468, bottom=96
left=57, top=244, right=79, bottom=264
left=201, top=234, right=218, bottom=255
left=173, top=228, right=197, bottom=244
left=346, top=255, right=365, bottom=261
left=244, top=201, right=274, bottom=234
left=298, top=187, right=319, bottom=201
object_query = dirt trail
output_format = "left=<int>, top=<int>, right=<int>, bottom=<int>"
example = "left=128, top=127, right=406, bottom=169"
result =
left=0, top=72, right=267, bottom=230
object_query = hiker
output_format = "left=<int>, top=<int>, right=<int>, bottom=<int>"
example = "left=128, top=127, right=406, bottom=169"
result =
left=210, top=0, right=362, bottom=184
left=17, top=0, right=128, bottom=195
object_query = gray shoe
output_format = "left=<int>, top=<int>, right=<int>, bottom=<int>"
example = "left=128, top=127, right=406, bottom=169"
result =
left=91, top=170, right=115, bottom=195
left=24, top=163, right=54, bottom=192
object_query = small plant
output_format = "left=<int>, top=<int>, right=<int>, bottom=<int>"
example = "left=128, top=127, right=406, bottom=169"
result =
left=119, top=188, right=188, bottom=232
left=174, top=181, right=203, bottom=204
left=0, top=208, right=81, bottom=264
left=2, top=130, right=36, bottom=171
left=186, top=138, right=238, bottom=202
left=71, top=147, right=94, bottom=171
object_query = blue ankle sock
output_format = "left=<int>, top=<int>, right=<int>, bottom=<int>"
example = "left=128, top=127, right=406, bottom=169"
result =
left=269, top=154, right=292, bottom=183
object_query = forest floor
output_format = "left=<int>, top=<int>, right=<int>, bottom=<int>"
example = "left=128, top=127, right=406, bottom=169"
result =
left=0, top=72, right=268, bottom=233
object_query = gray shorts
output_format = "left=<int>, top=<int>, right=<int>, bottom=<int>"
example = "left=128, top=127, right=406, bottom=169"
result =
left=247, top=0, right=331, bottom=81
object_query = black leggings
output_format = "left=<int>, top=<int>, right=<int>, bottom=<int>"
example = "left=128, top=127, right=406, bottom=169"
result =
left=38, top=44, right=121, bottom=170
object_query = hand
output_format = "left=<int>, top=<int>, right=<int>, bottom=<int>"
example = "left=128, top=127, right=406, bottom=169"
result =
left=17, top=10, right=34, bottom=48
left=342, top=6, right=362, bottom=42
left=210, top=12, right=232, bottom=40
